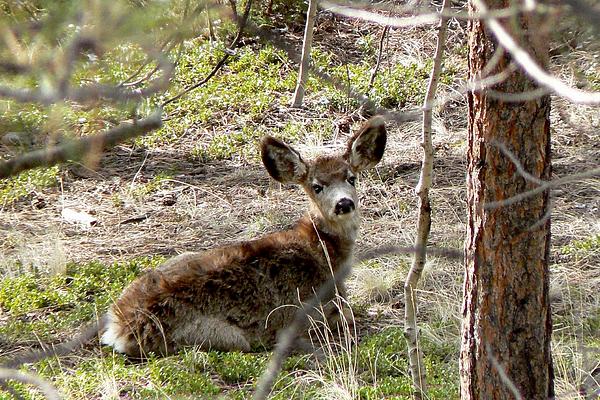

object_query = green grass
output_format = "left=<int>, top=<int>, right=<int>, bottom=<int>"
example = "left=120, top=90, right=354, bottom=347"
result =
left=561, top=234, right=600, bottom=257
left=0, top=166, right=60, bottom=205
left=0, top=257, right=163, bottom=343
left=310, top=50, right=458, bottom=111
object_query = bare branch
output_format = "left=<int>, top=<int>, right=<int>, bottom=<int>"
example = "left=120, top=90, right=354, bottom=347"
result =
left=484, top=168, right=600, bottom=210
left=2, top=320, right=103, bottom=369
left=290, top=0, right=318, bottom=107
left=357, top=245, right=463, bottom=262
left=0, top=110, right=162, bottom=179
left=367, top=25, right=389, bottom=93
left=484, top=137, right=600, bottom=211
left=0, top=368, right=61, bottom=400
left=473, top=0, right=600, bottom=105
left=403, top=0, right=451, bottom=397
left=320, top=0, right=439, bottom=27
left=485, top=87, right=550, bottom=102
left=489, top=140, right=545, bottom=185
left=0, top=54, right=174, bottom=105
left=320, top=0, right=542, bottom=23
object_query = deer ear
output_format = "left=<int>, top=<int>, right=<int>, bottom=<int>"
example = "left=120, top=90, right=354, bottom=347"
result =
left=261, top=136, right=308, bottom=184
left=345, top=116, right=387, bottom=172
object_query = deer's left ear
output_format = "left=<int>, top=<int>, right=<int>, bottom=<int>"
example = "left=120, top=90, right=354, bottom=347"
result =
left=261, top=136, right=308, bottom=184
left=344, top=116, right=387, bottom=172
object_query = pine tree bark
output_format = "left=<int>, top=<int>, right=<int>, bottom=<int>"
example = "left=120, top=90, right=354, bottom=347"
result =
left=460, top=1, right=554, bottom=399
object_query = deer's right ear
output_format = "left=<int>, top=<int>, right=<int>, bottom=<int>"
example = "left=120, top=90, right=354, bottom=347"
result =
left=344, top=116, right=387, bottom=172
left=261, top=137, right=308, bottom=184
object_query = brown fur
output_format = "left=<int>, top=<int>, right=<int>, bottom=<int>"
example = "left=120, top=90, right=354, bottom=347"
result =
left=101, top=117, right=386, bottom=357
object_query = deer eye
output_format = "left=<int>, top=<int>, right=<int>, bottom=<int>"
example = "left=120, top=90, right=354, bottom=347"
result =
left=347, top=176, right=356, bottom=186
left=312, top=184, right=323, bottom=194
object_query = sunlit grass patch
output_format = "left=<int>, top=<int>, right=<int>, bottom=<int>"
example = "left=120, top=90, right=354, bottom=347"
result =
left=0, top=257, right=163, bottom=343
left=309, top=49, right=458, bottom=112
left=145, top=43, right=297, bottom=147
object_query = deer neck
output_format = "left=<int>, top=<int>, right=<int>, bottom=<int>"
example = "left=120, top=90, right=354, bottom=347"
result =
left=300, top=208, right=360, bottom=266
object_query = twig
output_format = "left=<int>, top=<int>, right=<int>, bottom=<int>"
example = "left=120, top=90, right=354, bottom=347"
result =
left=0, top=368, right=61, bottom=400
left=357, top=245, right=463, bottom=262
left=0, top=51, right=174, bottom=105
left=0, top=110, right=162, bottom=179
left=320, top=1, right=439, bottom=27
left=320, top=0, right=538, bottom=24
left=120, top=39, right=182, bottom=88
left=367, top=25, right=389, bottom=93
left=489, top=140, right=544, bottom=185
left=484, top=167, right=600, bottom=210
left=472, top=0, right=600, bottom=104
left=161, top=0, right=254, bottom=107
left=485, top=135, right=599, bottom=211
left=3, top=320, right=103, bottom=369
left=403, top=0, right=451, bottom=398
left=485, top=87, right=550, bottom=102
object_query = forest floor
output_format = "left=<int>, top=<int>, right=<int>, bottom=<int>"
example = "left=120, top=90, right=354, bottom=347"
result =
left=0, top=1, right=599, bottom=399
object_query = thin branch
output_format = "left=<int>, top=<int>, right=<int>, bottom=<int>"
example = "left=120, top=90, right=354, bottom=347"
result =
left=0, top=110, right=162, bottom=179
left=367, top=25, right=389, bottom=93
left=473, top=0, right=600, bottom=105
left=161, top=0, right=254, bottom=107
left=357, top=245, right=463, bottom=262
left=0, top=368, right=61, bottom=400
left=320, top=0, right=544, bottom=23
left=484, top=167, right=600, bottom=210
left=0, top=55, right=174, bottom=105
left=2, top=319, right=104, bottom=369
left=119, top=39, right=181, bottom=88
left=290, top=0, right=318, bottom=107
left=403, top=0, right=451, bottom=398
left=490, top=140, right=544, bottom=185
left=320, top=0, right=439, bottom=27
left=485, top=87, right=550, bottom=102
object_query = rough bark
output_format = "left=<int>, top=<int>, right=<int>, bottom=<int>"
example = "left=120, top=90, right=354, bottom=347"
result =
left=460, top=2, right=554, bottom=399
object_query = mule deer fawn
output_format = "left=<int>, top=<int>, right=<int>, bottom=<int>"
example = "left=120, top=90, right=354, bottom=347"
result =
left=101, top=117, right=386, bottom=357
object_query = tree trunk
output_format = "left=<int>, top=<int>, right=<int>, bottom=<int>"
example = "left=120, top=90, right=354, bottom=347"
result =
left=460, top=2, right=554, bottom=399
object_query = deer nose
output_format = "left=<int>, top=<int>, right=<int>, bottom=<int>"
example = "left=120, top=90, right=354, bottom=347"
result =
left=335, top=198, right=355, bottom=215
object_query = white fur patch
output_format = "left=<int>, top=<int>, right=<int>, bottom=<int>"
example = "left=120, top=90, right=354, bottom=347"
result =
left=100, top=310, right=130, bottom=354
